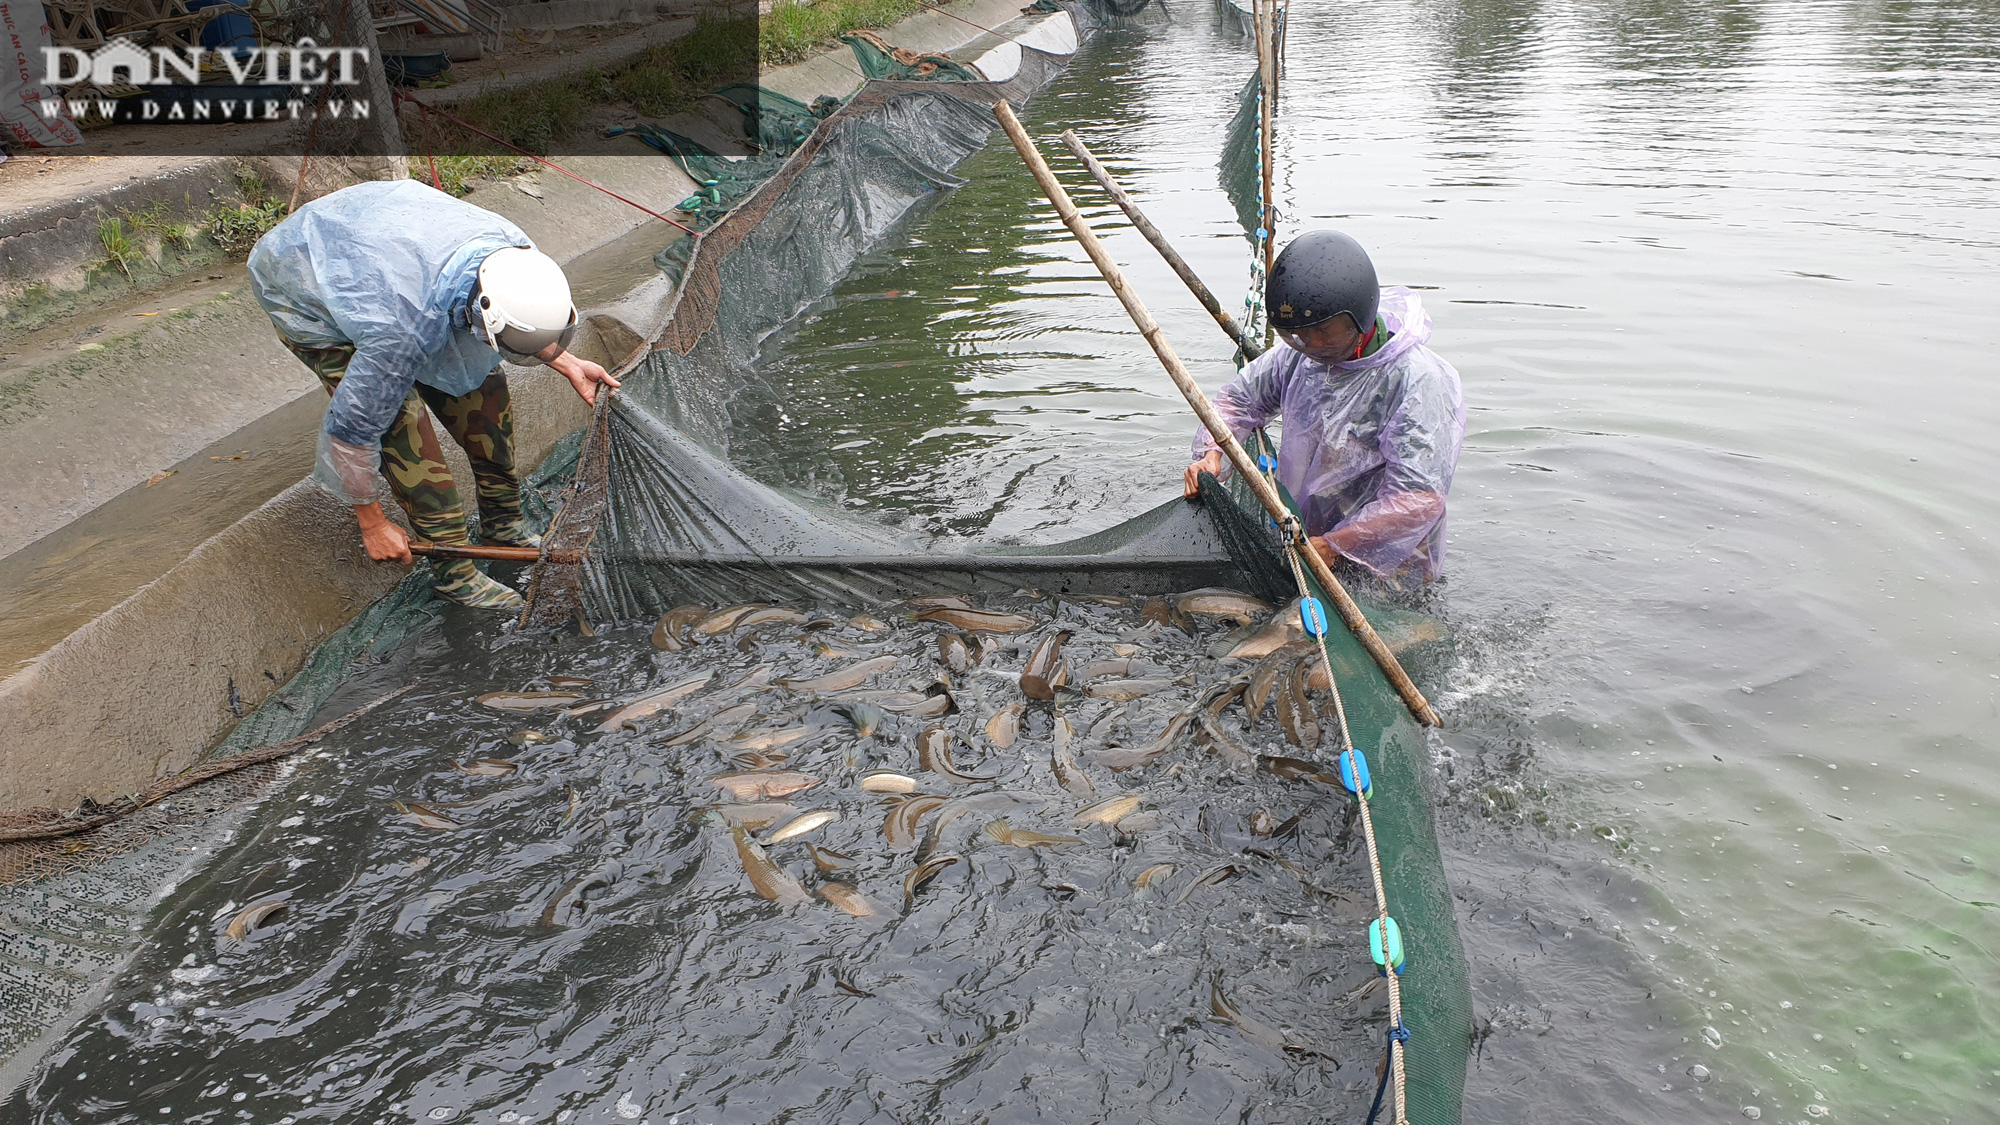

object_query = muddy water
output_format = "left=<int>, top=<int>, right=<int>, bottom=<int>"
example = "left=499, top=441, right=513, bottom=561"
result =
left=739, top=2, right=2000, bottom=1121
left=19, top=596, right=1395, bottom=1122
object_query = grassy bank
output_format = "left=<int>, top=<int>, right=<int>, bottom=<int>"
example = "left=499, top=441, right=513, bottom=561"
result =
left=761, top=0, right=930, bottom=63
left=414, top=0, right=934, bottom=156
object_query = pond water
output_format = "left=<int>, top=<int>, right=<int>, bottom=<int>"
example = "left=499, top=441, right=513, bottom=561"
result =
left=13, top=1, right=1999, bottom=1122
left=735, top=2, right=2000, bottom=1120
left=17, top=591, right=1419, bottom=1124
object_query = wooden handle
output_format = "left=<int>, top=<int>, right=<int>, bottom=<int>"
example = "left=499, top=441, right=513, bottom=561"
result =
left=409, top=542, right=543, bottom=562
left=994, top=100, right=1439, bottom=728
left=1058, top=130, right=1263, bottom=359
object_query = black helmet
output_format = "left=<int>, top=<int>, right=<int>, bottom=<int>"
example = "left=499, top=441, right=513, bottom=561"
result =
left=1267, top=230, right=1379, bottom=334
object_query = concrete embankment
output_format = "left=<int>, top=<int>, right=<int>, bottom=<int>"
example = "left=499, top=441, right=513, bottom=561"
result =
left=0, top=0, right=1060, bottom=808
left=0, top=0, right=1091, bottom=1096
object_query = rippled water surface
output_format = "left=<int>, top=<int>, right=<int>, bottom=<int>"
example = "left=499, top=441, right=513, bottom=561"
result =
left=23, top=598, right=1408, bottom=1124
left=16, top=0, right=2000, bottom=1121
left=740, top=2, right=2000, bottom=1120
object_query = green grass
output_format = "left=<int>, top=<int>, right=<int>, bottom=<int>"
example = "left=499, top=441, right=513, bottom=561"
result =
left=413, top=0, right=923, bottom=158
left=760, top=0, right=930, bottom=64
left=123, top=199, right=204, bottom=250
left=210, top=167, right=289, bottom=253
left=426, top=155, right=538, bottom=197
left=438, top=72, right=600, bottom=155
left=611, top=12, right=760, bottom=114
left=209, top=198, right=288, bottom=253
left=97, top=218, right=143, bottom=278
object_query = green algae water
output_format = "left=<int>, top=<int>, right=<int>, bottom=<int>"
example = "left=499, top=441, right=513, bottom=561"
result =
left=735, top=2, right=2000, bottom=1120
left=10, top=2, right=1999, bottom=1122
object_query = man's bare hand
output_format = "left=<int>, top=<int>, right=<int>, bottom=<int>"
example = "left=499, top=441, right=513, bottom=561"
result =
left=1307, top=534, right=1340, bottom=568
left=545, top=347, right=622, bottom=405
left=355, top=502, right=413, bottom=564
left=1183, top=450, right=1226, bottom=499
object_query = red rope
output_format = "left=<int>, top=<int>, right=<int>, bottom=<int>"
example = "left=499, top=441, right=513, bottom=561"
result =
left=395, top=90, right=701, bottom=236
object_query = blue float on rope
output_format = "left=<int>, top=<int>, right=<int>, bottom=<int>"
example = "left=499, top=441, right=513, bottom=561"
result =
left=1370, top=916, right=1407, bottom=975
left=1300, top=596, right=1328, bottom=638
left=1256, top=453, right=1276, bottom=472
left=1338, top=748, right=1372, bottom=799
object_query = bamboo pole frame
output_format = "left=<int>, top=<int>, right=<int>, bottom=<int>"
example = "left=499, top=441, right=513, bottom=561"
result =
left=1058, top=130, right=1264, bottom=360
left=995, top=100, right=1441, bottom=728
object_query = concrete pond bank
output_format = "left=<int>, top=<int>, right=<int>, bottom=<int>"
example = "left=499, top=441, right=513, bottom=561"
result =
left=0, top=0, right=1095, bottom=1095
left=0, top=0, right=1052, bottom=813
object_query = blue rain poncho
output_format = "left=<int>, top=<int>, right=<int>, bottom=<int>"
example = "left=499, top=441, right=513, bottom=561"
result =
left=1192, top=288, right=1466, bottom=581
left=247, top=180, right=533, bottom=505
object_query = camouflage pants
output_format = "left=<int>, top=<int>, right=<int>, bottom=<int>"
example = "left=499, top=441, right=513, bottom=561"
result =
left=282, top=339, right=522, bottom=549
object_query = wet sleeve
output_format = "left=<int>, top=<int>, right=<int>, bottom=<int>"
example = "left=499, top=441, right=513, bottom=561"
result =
left=312, top=339, right=423, bottom=505
left=1191, top=349, right=1288, bottom=469
left=1328, top=360, right=1464, bottom=575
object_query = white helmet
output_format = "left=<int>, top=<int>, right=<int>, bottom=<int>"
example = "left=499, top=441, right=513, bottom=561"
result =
left=474, top=247, right=578, bottom=361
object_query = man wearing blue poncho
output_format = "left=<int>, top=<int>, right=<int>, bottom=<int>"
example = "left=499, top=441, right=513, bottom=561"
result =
left=249, top=179, right=619, bottom=610
left=1184, top=231, right=1466, bottom=584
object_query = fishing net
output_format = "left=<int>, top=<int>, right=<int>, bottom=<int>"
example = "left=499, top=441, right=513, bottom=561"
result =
left=4, top=3, right=1468, bottom=1117
left=518, top=13, right=1473, bottom=1119
left=606, top=85, right=841, bottom=228
left=1195, top=465, right=1472, bottom=1123
left=1218, top=72, right=1264, bottom=241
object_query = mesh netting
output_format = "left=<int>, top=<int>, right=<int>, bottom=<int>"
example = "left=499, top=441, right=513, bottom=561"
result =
left=1218, top=72, right=1264, bottom=240
left=533, top=35, right=1259, bottom=616
left=524, top=12, right=1473, bottom=1120
left=4, top=4, right=1468, bottom=1116
left=1195, top=470, right=1295, bottom=605
left=1196, top=470, right=1472, bottom=1123
left=1285, top=519, right=1473, bottom=1125
left=608, top=84, right=839, bottom=227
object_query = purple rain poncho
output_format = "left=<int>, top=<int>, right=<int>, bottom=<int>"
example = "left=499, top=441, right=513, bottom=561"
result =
left=1192, top=288, right=1466, bottom=581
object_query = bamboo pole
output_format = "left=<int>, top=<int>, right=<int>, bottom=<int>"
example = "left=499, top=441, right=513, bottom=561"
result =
left=995, top=100, right=1440, bottom=728
left=410, top=542, right=543, bottom=563
left=1058, top=130, right=1263, bottom=360
left=1257, top=0, right=1279, bottom=281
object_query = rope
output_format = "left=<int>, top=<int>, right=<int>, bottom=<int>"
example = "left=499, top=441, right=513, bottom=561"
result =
left=1259, top=436, right=1410, bottom=1125
left=1365, top=1023, right=1412, bottom=1125
left=393, top=91, right=702, bottom=235
left=0, top=685, right=416, bottom=845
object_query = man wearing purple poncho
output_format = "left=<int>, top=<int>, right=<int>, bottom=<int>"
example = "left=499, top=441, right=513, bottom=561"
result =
left=1183, top=231, right=1466, bottom=584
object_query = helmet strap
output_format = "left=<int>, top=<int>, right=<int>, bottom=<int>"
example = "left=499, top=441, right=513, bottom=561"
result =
left=1350, top=322, right=1378, bottom=360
